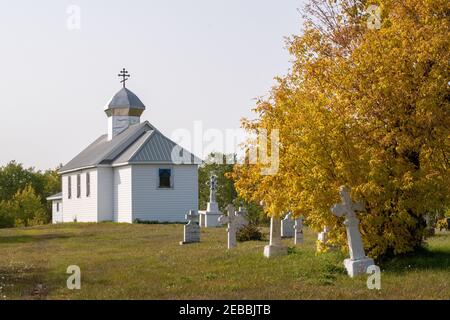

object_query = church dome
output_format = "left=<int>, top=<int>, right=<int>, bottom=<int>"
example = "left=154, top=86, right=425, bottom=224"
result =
left=106, top=87, right=146, bottom=109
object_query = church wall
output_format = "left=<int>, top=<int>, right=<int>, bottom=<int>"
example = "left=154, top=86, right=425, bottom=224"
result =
left=131, top=164, right=198, bottom=222
left=61, top=169, right=98, bottom=222
left=97, top=167, right=114, bottom=221
left=51, top=200, right=63, bottom=223
left=113, top=165, right=133, bottom=223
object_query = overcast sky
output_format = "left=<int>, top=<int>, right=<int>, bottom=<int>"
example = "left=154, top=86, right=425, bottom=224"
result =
left=0, top=0, right=305, bottom=170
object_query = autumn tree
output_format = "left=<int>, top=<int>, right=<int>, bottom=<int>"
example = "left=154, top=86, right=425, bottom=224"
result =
left=232, top=0, right=450, bottom=259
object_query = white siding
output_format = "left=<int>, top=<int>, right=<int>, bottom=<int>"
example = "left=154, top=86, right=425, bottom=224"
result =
left=113, top=166, right=132, bottom=223
left=97, top=167, right=114, bottom=221
left=52, top=200, right=63, bottom=223
left=131, top=164, right=198, bottom=222
left=61, top=169, right=98, bottom=222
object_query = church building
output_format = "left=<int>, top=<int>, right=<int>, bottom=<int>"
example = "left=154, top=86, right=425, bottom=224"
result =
left=47, top=69, right=200, bottom=223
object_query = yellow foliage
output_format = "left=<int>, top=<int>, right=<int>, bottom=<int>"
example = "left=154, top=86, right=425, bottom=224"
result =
left=231, top=0, right=450, bottom=259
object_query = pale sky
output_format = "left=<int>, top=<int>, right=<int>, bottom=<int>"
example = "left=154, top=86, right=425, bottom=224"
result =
left=0, top=0, right=305, bottom=170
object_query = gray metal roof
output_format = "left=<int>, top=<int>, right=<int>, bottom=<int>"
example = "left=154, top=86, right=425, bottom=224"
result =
left=46, top=192, right=62, bottom=200
left=59, top=122, right=153, bottom=173
left=59, top=121, right=201, bottom=173
left=113, top=130, right=202, bottom=164
left=106, top=88, right=146, bottom=110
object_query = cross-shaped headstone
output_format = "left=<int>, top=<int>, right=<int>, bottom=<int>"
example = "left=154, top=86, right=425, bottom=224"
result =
left=331, top=186, right=365, bottom=220
left=331, top=185, right=374, bottom=276
left=209, top=175, right=217, bottom=203
left=118, top=68, right=130, bottom=88
left=218, top=204, right=248, bottom=249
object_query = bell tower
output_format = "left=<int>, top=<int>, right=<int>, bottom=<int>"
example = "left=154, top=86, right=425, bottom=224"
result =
left=105, top=69, right=146, bottom=140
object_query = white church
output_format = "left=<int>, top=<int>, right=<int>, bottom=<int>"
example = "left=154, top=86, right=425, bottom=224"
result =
left=47, top=70, right=200, bottom=224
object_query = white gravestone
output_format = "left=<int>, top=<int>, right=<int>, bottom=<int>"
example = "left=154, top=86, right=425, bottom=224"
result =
left=331, top=185, right=374, bottom=277
left=199, top=175, right=222, bottom=228
left=294, top=217, right=304, bottom=245
left=264, top=217, right=288, bottom=258
left=317, top=226, right=330, bottom=244
left=218, top=204, right=248, bottom=249
left=180, top=210, right=200, bottom=245
left=281, top=212, right=295, bottom=238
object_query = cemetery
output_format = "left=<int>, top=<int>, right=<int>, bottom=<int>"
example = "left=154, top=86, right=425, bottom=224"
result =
left=1, top=160, right=449, bottom=300
left=0, top=176, right=448, bottom=299
left=0, top=221, right=448, bottom=299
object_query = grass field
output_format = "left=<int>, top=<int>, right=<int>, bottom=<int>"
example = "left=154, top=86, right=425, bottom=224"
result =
left=0, top=223, right=449, bottom=299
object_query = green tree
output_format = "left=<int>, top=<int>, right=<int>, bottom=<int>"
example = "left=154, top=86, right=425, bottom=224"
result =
left=199, top=153, right=266, bottom=224
left=0, top=161, right=61, bottom=225
left=9, top=185, right=48, bottom=227
left=0, top=200, right=14, bottom=228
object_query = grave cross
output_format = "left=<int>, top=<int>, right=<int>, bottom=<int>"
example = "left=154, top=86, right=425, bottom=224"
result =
left=331, top=186, right=365, bottom=219
left=209, top=175, right=217, bottom=203
left=118, top=68, right=130, bottom=88
left=331, top=186, right=366, bottom=261
left=218, top=204, right=248, bottom=249
left=331, top=185, right=374, bottom=277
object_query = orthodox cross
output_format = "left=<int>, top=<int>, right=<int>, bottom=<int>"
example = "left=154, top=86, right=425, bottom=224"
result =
left=218, top=204, right=248, bottom=249
left=209, top=175, right=217, bottom=203
left=118, top=68, right=130, bottom=88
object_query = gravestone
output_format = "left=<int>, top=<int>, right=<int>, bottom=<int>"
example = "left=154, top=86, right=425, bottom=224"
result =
left=331, top=185, right=374, bottom=277
left=317, top=226, right=329, bottom=244
left=281, top=212, right=295, bottom=238
left=264, top=217, right=288, bottom=258
left=218, top=204, right=248, bottom=249
left=199, top=175, right=222, bottom=228
left=179, top=210, right=200, bottom=245
left=294, top=217, right=304, bottom=245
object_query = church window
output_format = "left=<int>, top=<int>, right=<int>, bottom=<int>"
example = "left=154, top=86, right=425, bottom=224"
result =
left=77, top=174, right=81, bottom=198
left=159, top=169, right=171, bottom=188
left=68, top=176, right=72, bottom=199
left=86, top=172, right=90, bottom=197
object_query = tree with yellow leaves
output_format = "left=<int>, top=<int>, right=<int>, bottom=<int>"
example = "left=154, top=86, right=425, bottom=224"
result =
left=230, top=0, right=450, bottom=259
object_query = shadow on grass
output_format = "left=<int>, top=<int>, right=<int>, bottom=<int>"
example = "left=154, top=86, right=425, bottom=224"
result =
left=381, top=247, right=450, bottom=273
left=0, top=233, right=76, bottom=244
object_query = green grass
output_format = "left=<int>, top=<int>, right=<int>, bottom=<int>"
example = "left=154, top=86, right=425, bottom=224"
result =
left=0, top=223, right=449, bottom=299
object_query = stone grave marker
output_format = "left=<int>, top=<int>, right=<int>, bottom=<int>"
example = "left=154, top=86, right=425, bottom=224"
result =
left=180, top=210, right=200, bottom=245
left=281, top=212, right=294, bottom=238
left=331, top=185, right=374, bottom=277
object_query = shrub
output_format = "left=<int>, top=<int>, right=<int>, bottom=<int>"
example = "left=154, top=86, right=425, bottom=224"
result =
left=236, top=224, right=263, bottom=242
